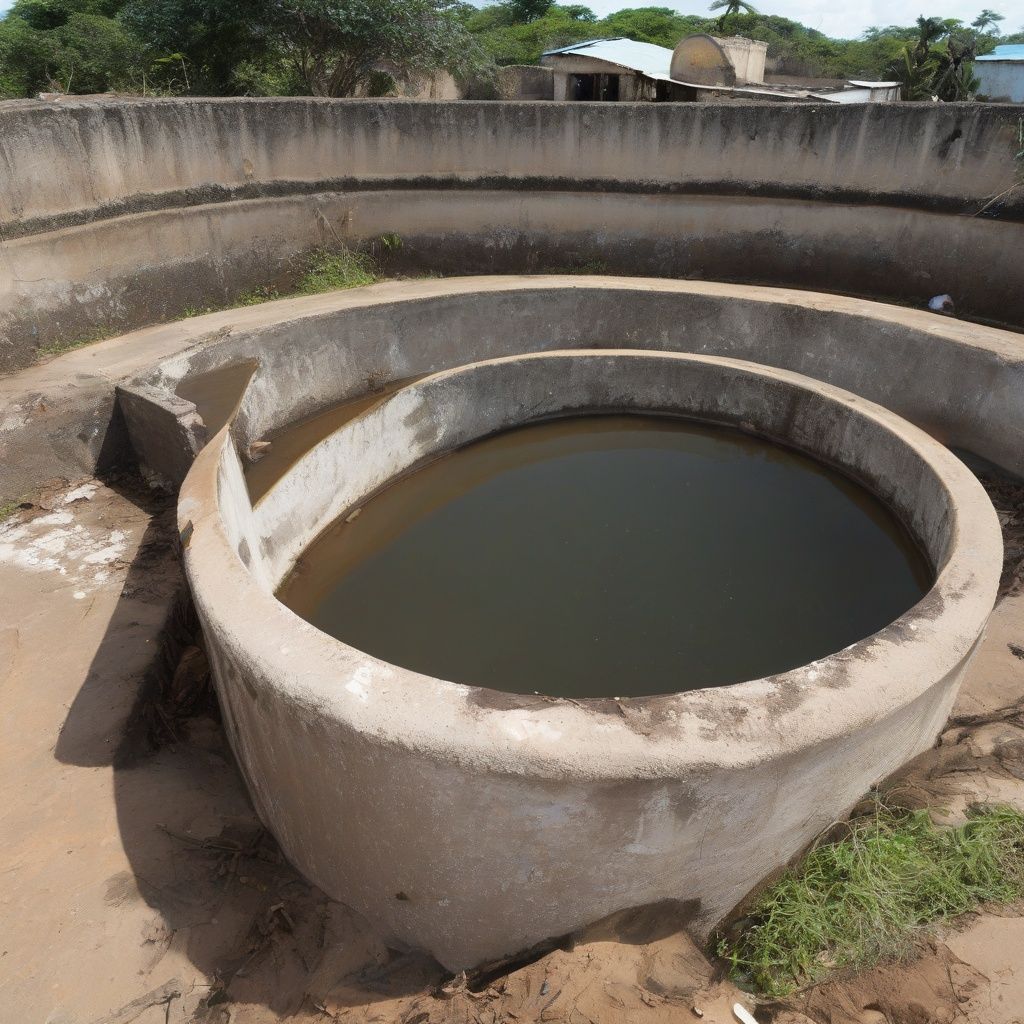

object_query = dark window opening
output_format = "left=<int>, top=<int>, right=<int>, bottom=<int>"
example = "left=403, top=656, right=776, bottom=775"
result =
left=569, top=73, right=620, bottom=101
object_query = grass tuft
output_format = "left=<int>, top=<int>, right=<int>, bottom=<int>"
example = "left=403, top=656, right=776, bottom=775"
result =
left=36, top=327, right=110, bottom=359
left=295, top=247, right=378, bottom=294
left=178, top=247, right=378, bottom=318
left=719, top=802, right=1024, bottom=997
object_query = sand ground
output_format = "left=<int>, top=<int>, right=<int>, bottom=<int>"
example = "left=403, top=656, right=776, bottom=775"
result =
left=2, top=474, right=1023, bottom=1024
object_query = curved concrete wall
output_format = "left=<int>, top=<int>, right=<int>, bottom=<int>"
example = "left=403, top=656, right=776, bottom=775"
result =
left=178, top=349, right=1000, bottom=969
left=121, top=278, right=1024, bottom=485
left=1, top=98, right=1022, bottom=371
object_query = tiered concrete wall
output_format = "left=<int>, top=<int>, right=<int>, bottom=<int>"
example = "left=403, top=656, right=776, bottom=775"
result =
left=0, top=98, right=1021, bottom=371
left=178, top=348, right=1001, bottom=968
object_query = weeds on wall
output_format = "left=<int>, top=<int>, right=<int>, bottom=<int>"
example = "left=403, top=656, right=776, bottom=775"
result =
left=719, top=801, right=1024, bottom=997
left=35, top=326, right=113, bottom=359
left=35, top=242, right=395, bottom=363
left=295, top=247, right=378, bottom=294
left=181, top=241, right=392, bottom=320
left=976, top=116, right=1024, bottom=217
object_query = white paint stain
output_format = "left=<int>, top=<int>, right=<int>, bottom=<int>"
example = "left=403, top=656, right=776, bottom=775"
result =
left=625, top=788, right=678, bottom=854
left=62, top=483, right=98, bottom=504
left=345, top=664, right=375, bottom=703
left=501, top=717, right=564, bottom=743
left=0, top=502, right=128, bottom=595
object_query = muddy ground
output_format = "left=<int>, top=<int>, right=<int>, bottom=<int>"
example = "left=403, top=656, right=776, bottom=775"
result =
left=1, top=473, right=1023, bottom=1024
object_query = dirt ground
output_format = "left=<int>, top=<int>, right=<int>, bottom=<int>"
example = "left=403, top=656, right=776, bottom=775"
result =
left=1, top=473, right=1023, bottom=1024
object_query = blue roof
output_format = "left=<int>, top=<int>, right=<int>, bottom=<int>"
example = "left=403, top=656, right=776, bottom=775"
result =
left=977, top=44, right=1024, bottom=62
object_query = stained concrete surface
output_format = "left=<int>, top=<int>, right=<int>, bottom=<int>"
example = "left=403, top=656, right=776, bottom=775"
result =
left=2, top=99, right=1022, bottom=369
left=0, top=476, right=757, bottom=1023
left=181, top=350, right=1000, bottom=968
left=0, top=474, right=1022, bottom=1023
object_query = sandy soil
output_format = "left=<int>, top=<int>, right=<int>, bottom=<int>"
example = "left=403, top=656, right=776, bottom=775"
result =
left=1, top=474, right=1023, bottom=1024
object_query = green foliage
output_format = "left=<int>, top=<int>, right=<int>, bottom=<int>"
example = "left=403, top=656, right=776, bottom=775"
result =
left=720, top=803, right=1024, bottom=997
left=0, top=0, right=1013, bottom=99
left=296, top=247, right=378, bottom=293
left=709, top=0, right=758, bottom=32
left=36, top=325, right=111, bottom=358
left=0, top=0, right=147, bottom=96
left=259, top=0, right=493, bottom=97
left=119, top=0, right=274, bottom=94
left=462, top=2, right=1011, bottom=83
left=972, top=9, right=1004, bottom=32
left=467, top=4, right=609, bottom=66
left=179, top=244, right=385, bottom=321
left=600, top=7, right=702, bottom=47
left=888, top=15, right=981, bottom=101
left=502, top=0, right=553, bottom=22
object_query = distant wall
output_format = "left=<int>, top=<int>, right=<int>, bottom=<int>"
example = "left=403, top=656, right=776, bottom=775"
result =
left=976, top=63, right=1024, bottom=103
left=496, top=65, right=553, bottom=100
left=0, top=98, right=1021, bottom=372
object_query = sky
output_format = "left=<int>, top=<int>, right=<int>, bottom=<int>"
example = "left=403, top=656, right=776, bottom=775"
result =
left=0, top=0, right=1015, bottom=42
left=579, top=0, right=1017, bottom=39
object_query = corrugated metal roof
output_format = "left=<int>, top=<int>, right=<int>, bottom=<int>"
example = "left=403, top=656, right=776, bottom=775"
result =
left=847, top=80, right=900, bottom=88
left=541, top=38, right=674, bottom=78
left=977, top=44, right=1024, bottom=62
left=542, top=36, right=902, bottom=100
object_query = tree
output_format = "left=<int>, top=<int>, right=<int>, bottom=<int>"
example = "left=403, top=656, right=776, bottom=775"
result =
left=709, top=0, right=758, bottom=32
left=264, top=0, right=492, bottom=97
left=600, top=7, right=699, bottom=46
left=470, top=5, right=609, bottom=65
left=0, top=0, right=148, bottom=96
left=932, top=28, right=980, bottom=99
left=502, top=0, right=553, bottom=22
left=888, top=15, right=981, bottom=101
left=971, top=9, right=1004, bottom=33
left=119, top=0, right=274, bottom=94
left=560, top=5, right=596, bottom=22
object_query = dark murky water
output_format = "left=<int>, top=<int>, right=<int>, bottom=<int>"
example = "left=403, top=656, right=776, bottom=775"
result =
left=277, top=415, right=932, bottom=699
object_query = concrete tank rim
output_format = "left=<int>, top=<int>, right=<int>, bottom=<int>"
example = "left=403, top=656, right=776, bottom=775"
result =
left=128, top=274, right=1024, bottom=394
left=178, top=347, right=1002, bottom=782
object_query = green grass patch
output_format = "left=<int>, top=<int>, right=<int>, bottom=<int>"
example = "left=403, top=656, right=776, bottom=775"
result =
left=719, top=803, right=1024, bottom=997
left=0, top=500, right=20, bottom=523
left=295, top=247, right=378, bottom=294
left=180, top=246, right=381, bottom=320
left=36, top=327, right=111, bottom=359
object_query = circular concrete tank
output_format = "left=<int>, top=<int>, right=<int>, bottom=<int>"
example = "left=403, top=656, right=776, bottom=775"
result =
left=178, top=349, right=1001, bottom=970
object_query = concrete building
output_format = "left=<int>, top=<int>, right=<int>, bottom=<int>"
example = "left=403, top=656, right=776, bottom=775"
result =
left=541, top=37, right=681, bottom=101
left=671, top=33, right=768, bottom=86
left=976, top=44, right=1024, bottom=103
left=541, top=36, right=899, bottom=103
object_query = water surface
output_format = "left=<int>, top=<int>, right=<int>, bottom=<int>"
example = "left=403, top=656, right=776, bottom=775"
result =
left=278, top=415, right=931, bottom=698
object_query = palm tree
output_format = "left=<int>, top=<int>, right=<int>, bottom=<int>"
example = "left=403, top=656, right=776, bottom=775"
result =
left=971, top=9, right=1004, bottom=33
left=709, top=0, right=759, bottom=31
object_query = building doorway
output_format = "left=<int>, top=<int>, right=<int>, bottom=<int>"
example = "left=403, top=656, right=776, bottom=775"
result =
left=568, top=73, right=620, bottom=101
